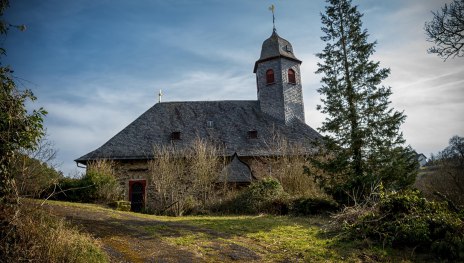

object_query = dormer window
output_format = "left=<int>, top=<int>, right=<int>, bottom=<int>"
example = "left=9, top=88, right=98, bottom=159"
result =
left=248, top=130, right=258, bottom=139
left=266, top=69, right=274, bottom=84
left=206, top=120, right=214, bottom=128
left=171, top=131, right=181, bottom=140
left=288, top=69, right=296, bottom=84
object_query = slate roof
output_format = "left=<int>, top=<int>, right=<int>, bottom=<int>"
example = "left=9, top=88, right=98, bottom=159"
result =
left=75, top=100, right=321, bottom=164
left=254, top=31, right=302, bottom=73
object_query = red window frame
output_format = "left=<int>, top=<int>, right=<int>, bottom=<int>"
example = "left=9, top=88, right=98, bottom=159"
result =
left=128, top=179, right=146, bottom=202
left=288, top=69, right=296, bottom=84
left=266, top=69, right=274, bottom=84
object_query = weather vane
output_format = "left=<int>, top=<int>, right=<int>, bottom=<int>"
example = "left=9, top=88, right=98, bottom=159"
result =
left=269, top=4, right=276, bottom=32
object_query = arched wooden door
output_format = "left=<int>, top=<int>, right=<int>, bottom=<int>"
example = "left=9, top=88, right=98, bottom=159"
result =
left=129, top=180, right=146, bottom=212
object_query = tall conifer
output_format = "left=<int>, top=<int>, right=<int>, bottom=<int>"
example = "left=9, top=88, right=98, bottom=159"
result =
left=315, top=0, right=416, bottom=202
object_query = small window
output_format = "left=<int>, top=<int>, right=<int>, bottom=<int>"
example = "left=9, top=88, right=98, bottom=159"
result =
left=266, top=69, right=274, bottom=84
left=288, top=69, right=296, bottom=84
left=207, top=120, right=214, bottom=128
left=171, top=131, right=181, bottom=140
left=248, top=130, right=258, bottom=139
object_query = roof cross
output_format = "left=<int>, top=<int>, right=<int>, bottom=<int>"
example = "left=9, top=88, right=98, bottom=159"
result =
left=268, top=4, right=276, bottom=32
left=158, top=89, right=163, bottom=103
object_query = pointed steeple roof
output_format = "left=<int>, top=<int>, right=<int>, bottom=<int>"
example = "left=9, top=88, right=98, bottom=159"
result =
left=254, top=31, right=302, bottom=73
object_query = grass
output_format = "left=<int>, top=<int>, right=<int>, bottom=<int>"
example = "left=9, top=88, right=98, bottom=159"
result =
left=41, top=200, right=434, bottom=262
left=142, top=214, right=422, bottom=262
left=3, top=200, right=108, bottom=263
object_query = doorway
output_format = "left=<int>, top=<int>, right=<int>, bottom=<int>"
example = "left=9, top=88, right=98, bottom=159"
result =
left=129, top=180, right=146, bottom=212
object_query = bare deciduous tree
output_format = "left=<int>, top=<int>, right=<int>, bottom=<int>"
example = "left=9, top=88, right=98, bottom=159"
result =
left=425, top=0, right=464, bottom=60
left=415, top=135, right=464, bottom=208
left=14, top=135, right=61, bottom=198
left=255, top=131, right=325, bottom=198
left=149, top=138, right=223, bottom=216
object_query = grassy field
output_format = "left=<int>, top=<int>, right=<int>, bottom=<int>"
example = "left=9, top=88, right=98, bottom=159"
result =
left=43, top=200, right=434, bottom=262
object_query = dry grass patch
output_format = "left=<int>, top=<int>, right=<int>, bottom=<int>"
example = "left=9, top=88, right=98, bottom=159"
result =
left=2, top=201, right=108, bottom=263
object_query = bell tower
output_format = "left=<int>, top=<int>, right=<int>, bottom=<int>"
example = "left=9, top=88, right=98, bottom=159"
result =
left=254, top=30, right=305, bottom=125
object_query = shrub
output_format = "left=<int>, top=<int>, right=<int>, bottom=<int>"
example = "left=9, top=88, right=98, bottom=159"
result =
left=44, top=176, right=93, bottom=203
left=289, top=196, right=339, bottom=216
left=346, top=189, right=464, bottom=260
left=43, top=160, right=121, bottom=204
left=84, top=160, right=121, bottom=203
left=211, top=178, right=289, bottom=215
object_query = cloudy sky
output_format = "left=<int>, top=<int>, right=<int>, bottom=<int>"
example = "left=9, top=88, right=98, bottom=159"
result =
left=3, top=0, right=463, bottom=176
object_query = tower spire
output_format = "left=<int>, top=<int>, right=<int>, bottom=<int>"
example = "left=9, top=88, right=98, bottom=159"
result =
left=268, top=4, right=276, bottom=32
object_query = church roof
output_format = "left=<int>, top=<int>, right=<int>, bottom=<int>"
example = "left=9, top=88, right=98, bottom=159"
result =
left=75, top=100, right=321, bottom=164
left=254, top=31, right=302, bottom=72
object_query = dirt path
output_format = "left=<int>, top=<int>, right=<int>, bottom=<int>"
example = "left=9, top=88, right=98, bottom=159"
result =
left=44, top=203, right=262, bottom=263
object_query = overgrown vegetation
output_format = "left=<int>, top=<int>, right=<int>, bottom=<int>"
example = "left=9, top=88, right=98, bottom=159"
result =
left=211, top=178, right=338, bottom=216
left=255, top=132, right=327, bottom=198
left=335, top=189, right=464, bottom=260
left=2, top=201, right=108, bottom=262
left=13, top=152, right=62, bottom=198
left=149, top=138, right=223, bottom=216
left=45, top=159, right=121, bottom=204
left=416, top=135, right=464, bottom=209
left=211, top=178, right=287, bottom=215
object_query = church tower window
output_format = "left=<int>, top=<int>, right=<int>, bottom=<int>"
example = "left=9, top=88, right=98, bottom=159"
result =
left=288, top=68, right=296, bottom=84
left=266, top=69, right=275, bottom=84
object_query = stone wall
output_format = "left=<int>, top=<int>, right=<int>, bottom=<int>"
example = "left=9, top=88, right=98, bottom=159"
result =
left=113, top=160, right=159, bottom=212
left=111, top=157, right=272, bottom=212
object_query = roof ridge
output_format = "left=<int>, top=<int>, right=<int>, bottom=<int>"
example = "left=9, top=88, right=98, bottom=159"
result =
left=156, top=100, right=258, bottom=104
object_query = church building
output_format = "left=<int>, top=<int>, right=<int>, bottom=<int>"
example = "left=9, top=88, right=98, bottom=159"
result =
left=75, top=29, right=321, bottom=211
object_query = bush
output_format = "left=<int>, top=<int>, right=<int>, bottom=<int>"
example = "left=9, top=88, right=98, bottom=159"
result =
left=84, top=160, right=121, bottom=202
left=347, top=189, right=464, bottom=260
left=43, top=160, right=121, bottom=204
left=44, top=176, right=93, bottom=203
left=211, top=178, right=289, bottom=215
left=289, top=197, right=339, bottom=216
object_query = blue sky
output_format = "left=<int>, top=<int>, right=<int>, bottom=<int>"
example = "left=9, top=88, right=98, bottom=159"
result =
left=3, top=0, right=464, bottom=176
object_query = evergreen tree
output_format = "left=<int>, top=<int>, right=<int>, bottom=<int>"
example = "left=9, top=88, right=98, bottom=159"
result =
left=314, top=0, right=416, bottom=203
